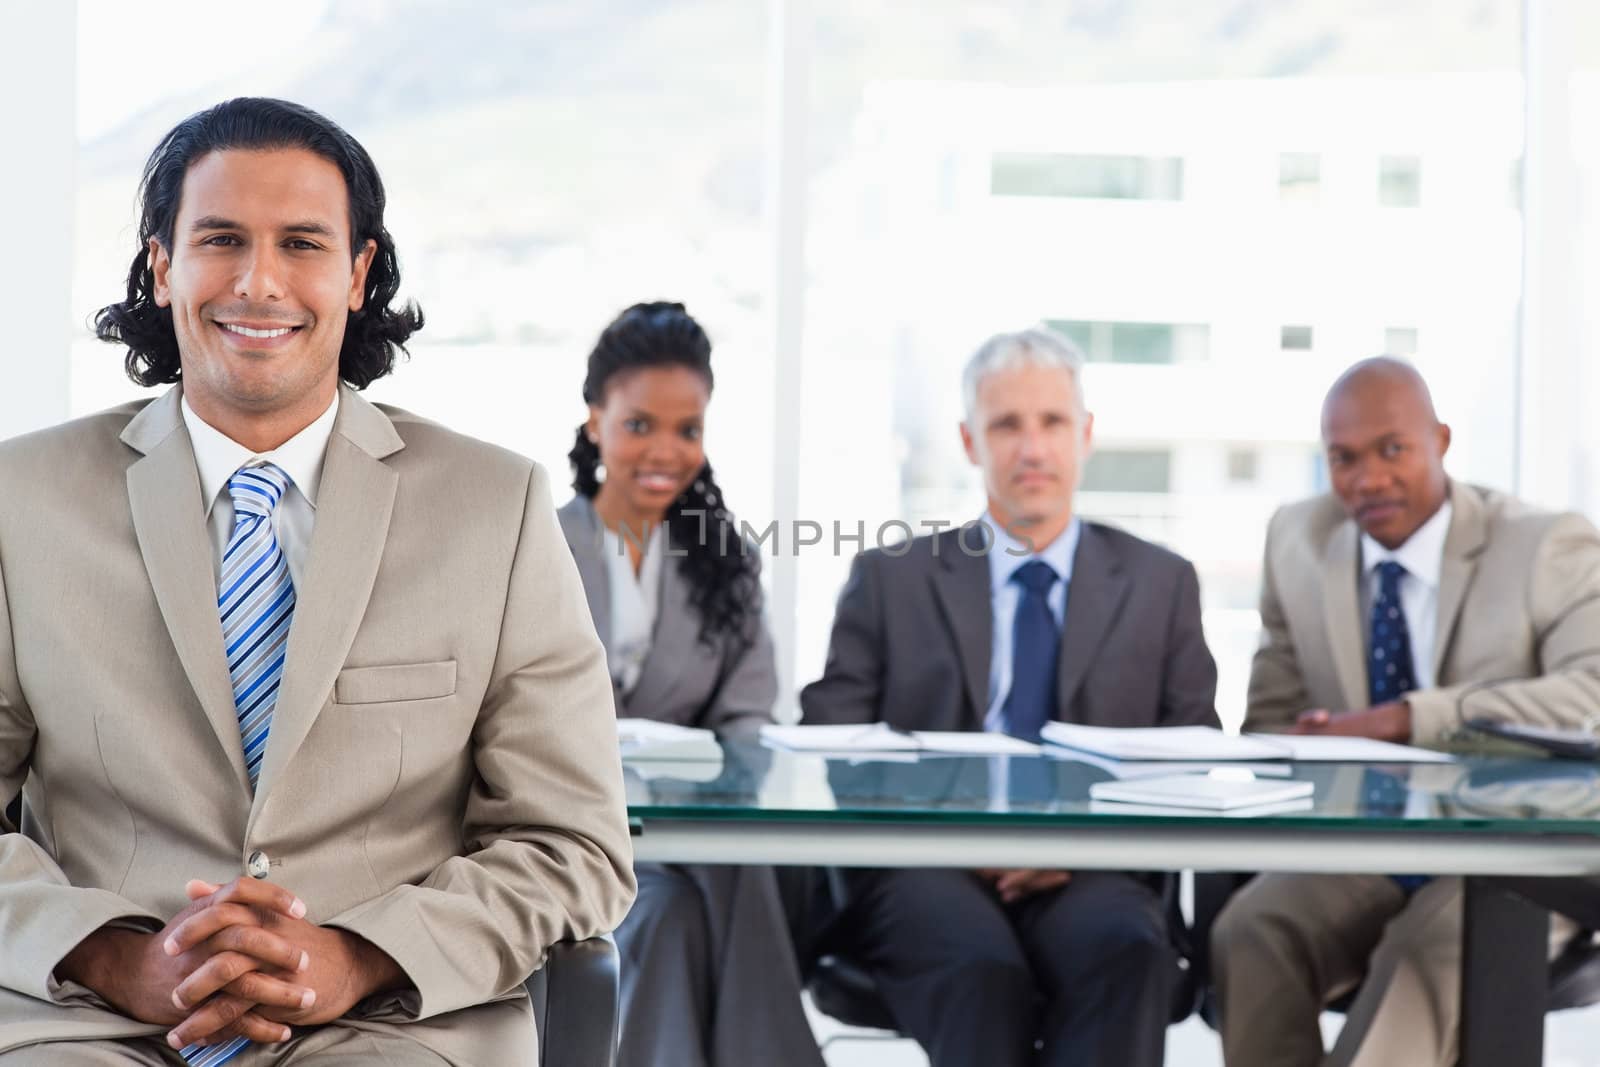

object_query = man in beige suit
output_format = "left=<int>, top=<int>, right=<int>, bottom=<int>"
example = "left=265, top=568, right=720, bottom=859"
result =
left=1210, top=357, right=1600, bottom=1066
left=0, top=98, right=635, bottom=1065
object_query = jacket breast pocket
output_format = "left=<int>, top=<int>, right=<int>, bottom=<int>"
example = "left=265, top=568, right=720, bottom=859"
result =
left=334, top=660, right=457, bottom=705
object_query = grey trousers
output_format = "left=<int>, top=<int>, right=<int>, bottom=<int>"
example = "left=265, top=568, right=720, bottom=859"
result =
left=615, top=862, right=824, bottom=1067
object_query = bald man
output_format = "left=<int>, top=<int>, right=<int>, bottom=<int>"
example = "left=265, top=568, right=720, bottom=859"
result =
left=1210, top=358, right=1600, bottom=1067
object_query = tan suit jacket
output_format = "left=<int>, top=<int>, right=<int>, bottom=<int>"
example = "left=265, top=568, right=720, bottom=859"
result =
left=1244, top=482, right=1600, bottom=744
left=0, top=386, right=636, bottom=1063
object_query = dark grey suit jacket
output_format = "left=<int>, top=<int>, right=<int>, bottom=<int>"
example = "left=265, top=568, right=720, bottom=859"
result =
left=800, top=520, right=1220, bottom=731
left=558, top=496, right=777, bottom=738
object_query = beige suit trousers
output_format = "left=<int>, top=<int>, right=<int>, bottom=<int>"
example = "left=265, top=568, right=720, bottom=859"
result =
left=1213, top=873, right=1462, bottom=1067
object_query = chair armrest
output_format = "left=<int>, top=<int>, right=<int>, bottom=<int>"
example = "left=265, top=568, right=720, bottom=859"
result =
left=524, top=936, right=619, bottom=1067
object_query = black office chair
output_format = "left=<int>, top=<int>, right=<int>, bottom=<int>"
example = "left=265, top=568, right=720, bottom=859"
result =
left=1190, top=871, right=1600, bottom=1027
left=526, top=936, right=621, bottom=1066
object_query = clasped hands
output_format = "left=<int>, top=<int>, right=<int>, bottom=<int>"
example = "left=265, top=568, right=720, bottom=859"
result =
left=56, top=877, right=401, bottom=1051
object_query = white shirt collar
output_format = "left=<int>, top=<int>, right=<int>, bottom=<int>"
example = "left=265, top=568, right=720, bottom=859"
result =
left=1360, top=498, right=1453, bottom=589
left=982, top=511, right=1082, bottom=593
left=181, top=390, right=340, bottom=517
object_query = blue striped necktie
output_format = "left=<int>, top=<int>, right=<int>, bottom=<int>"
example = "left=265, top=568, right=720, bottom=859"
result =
left=218, top=462, right=296, bottom=790
left=182, top=463, right=297, bottom=1065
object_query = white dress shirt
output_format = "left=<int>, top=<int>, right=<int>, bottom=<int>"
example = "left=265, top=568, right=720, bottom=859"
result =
left=181, top=392, right=338, bottom=593
left=982, top=513, right=1082, bottom=733
left=1359, top=499, right=1453, bottom=692
left=602, top=524, right=666, bottom=695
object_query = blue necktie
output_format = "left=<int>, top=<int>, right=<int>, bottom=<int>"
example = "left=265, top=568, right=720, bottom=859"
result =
left=1368, top=561, right=1416, bottom=704
left=1366, top=560, right=1428, bottom=894
left=1002, top=560, right=1060, bottom=742
left=182, top=464, right=295, bottom=1066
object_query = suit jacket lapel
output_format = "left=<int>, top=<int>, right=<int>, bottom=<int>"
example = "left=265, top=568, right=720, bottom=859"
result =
left=1321, top=520, right=1367, bottom=709
left=1056, top=526, right=1129, bottom=711
left=251, top=389, right=403, bottom=808
left=122, top=388, right=253, bottom=793
left=564, top=497, right=611, bottom=649
left=1432, top=485, right=1487, bottom=682
left=930, top=533, right=991, bottom=728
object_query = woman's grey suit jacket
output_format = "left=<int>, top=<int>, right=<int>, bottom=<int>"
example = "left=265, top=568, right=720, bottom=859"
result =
left=557, top=495, right=777, bottom=736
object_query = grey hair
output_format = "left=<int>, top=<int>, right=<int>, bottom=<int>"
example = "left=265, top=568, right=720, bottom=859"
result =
left=961, top=325, right=1087, bottom=422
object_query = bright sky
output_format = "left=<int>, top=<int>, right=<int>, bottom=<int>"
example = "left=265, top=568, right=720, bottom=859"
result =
left=76, top=0, right=332, bottom=141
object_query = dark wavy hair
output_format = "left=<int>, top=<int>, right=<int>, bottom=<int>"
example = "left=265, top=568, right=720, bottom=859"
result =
left=94, top=97, right=423, bottom=389
left=570, top=302, right=760, bottom=650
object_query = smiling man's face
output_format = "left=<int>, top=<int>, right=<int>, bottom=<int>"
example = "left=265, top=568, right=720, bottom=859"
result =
left=151, top=147, right=375, bottom=440
left=1321, top=364, right=1451, bottom=550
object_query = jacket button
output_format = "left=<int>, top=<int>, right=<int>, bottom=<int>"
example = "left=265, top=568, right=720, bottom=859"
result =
left=246, top=850, right=271, bottom=879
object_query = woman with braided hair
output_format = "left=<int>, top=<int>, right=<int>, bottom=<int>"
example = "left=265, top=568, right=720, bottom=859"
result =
left=558, top=302, right=824, bottom=1067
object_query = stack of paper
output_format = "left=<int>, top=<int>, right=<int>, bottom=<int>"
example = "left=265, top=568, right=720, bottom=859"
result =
left=617, top=718, right=724, bottom=763
left=759, top=723, right=923, bottom=753
left=1089, top=771, right=1315, bottom=812
left=758, top=724, right=1043, bottom=757
left=1042, top=724, right=1286, bottom=761
left=1041, top=723, right=1453, bottom=764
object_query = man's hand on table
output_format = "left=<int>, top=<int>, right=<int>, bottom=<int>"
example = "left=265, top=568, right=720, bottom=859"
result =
left=54, top=876, right=405, bottom=1052
left=54, top=877, right=313, bottom=1046
left=1292, top=700, right=1412, bottom=743
left=976, top=868, right=1071, bottom=904
left=163, top=878, right=405, bottom=1049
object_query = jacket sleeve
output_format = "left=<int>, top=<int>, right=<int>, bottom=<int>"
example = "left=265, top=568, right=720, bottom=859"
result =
left=798, top=551, right=884, bottom=725
left=0, top=554, right=164, bottom=1003
left=1159, top=558, right=1221, bottom=728
left=1242, top=508, right=1313, bottom=734
left=1406, top=512, right=1600, bottom=746
left=325, top=463, right=636, bottom=1020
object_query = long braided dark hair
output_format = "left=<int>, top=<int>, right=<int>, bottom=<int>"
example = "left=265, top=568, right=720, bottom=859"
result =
left=569, top=302, right=760, bottom=650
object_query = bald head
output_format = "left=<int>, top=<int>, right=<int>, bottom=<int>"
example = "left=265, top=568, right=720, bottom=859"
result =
left=1322, top=357, right=1440, bottom=432
left=1321, top=357, right=1451, bottom=550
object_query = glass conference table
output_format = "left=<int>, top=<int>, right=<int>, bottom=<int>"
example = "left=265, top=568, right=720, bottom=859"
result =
left=623, top=740, right=1600, bottom=1067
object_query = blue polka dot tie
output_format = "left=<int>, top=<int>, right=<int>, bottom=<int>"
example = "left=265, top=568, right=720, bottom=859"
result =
left=1002, top=560, right=1060, bottom=742
left=1368, top=560, right=1417, bottom=704
left=1366, top=559, right=1427, bottom=893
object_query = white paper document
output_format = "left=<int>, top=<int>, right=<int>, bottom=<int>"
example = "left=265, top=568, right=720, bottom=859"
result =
left=911, top=731, right=1042, bottom=756
left=1242, top=734, right=1456, bottom=763
left=1042, top=723, right=1456, bottom=764
left=1089, top=772, right=1315, bottom=811
left=759, top=722, right=923, bottom=753
left=1088, top=797, right=1316, bottom=818
left=1041, top=724, right=1287, bottom=761
left=617, top=718, right=724, bottom=762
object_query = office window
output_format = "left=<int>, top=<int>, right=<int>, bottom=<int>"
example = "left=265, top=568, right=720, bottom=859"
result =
left=1227, top=448, right=1260, bottom=485
left=991, top=153, right=1184, bottom=200
left=1281, top=325, right=1315, bottom=351
left=1047, top=319, right=1210, bottom=364
left=1379, top=154, right=1423, bottom=206
left=1385, top=327, right=1420, bottom=356
left=1279, top=153, right=1321, bottom=203
left=1080, top=449, right=1173, bottom=493
left=71, top=1, right=773, bottom=520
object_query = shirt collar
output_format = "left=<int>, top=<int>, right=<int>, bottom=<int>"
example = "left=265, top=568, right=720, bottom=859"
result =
left=181, top=390, right=339, bottom=517
left=1360, top=498, right=1453, bottom=589
left=982, top=512, right=1082, bottom=594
